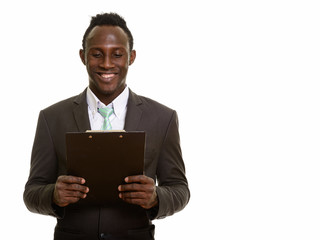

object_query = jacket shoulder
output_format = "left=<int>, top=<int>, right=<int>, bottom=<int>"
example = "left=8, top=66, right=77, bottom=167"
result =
left=131, top=91, right=175, bottom=114
left=42, top=90, right=86, bottom=115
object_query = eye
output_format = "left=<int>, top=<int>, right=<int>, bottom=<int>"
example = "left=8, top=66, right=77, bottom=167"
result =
left=114, top=53, right=123, bottom=58
left=90, top=50, right=103, bottom=58
left=92, top=53, right=102, bottom=58
left=113, top=50, right=125, bottom=58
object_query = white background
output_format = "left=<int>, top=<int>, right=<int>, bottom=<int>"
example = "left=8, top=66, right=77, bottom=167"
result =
left=1, top=0, right=320, bottom=239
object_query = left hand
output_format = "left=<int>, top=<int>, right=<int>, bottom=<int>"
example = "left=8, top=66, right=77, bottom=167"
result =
left=118, top=175, right=158, bottom=209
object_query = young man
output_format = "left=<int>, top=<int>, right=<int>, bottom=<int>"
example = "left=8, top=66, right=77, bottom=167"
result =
left=24, top=12, right=189, bottom=240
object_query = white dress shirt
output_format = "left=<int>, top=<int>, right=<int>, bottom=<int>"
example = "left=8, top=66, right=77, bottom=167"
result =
left=86, top=87, right=129, bottom=130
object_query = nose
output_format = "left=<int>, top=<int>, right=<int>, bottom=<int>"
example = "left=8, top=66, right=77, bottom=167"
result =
left=100, top=55, right=115, bottom=69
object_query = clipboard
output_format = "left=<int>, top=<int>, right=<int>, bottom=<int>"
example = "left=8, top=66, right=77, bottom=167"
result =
left=66, top=131, right=145, bottom=206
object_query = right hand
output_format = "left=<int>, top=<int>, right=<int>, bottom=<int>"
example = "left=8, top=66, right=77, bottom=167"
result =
left=53, top=175, right=89, bottom=207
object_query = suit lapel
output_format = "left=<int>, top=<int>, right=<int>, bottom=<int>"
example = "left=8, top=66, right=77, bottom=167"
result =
left=124, top=90, right=143, bottom=131
left=73, top=89, right=91, bottom=132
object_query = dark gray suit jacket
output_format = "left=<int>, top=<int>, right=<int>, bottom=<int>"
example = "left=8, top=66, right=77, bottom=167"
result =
left=24, top=89, right=190, bottom=239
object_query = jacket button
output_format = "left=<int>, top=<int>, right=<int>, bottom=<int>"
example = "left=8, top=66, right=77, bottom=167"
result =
left=100, top=233, right=111, bottom=239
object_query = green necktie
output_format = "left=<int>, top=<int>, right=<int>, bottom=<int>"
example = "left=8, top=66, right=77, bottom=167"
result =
left=98, top=107, right=114, bottom=130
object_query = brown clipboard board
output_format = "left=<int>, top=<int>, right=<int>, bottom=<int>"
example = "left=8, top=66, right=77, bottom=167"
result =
left=66, top=131, right=145, bottom=206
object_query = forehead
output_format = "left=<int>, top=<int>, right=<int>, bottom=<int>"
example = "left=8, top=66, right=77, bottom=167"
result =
left=86, top=25, right=129, bottom=50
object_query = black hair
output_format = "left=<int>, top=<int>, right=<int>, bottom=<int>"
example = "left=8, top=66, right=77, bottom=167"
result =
left=82, top=12, right=134, bottom=52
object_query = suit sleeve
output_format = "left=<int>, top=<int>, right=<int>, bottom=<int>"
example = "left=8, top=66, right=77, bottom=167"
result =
left=154, top=111, right=190, bottom=219
left=23, top=111, right=62, bottom=218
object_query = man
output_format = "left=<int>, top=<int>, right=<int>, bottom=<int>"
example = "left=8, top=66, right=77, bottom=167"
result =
left=24, top=12, right=189, bottom=240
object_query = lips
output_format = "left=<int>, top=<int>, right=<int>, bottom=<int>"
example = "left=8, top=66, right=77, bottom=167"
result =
left=97, top=72, right=118, bottom=81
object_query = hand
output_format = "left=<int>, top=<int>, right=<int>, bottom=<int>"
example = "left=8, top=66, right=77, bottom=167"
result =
left=53, top=175, right=89, bottom=207
left=118, top=175, right=158, bottom=209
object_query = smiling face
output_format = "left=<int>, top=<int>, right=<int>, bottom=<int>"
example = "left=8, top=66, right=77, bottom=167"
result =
left=80, top=25, right=136, bottom=105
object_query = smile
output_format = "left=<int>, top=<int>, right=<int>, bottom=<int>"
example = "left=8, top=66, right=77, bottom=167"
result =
left=97, top=73, right=118, bottom=81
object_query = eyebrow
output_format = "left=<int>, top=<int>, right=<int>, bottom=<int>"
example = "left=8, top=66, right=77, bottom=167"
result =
left=89, top=45, right=127, bottom=51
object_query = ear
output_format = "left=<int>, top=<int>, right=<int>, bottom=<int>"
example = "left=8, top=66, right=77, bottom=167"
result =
left=129, top=50, right=136, bottom=65
left=79, top=49, right=86, bottom=65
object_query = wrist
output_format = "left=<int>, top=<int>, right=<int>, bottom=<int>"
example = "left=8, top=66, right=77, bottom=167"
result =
left=148, top=193, right=159, bottom=209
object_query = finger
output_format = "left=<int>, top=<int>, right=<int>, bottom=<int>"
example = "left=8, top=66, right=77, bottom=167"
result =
left=58, top=175, right=86, bottom=185
left=64, top=189, right=88, bottom=199
left=124, top=175, right=153, bottom=184
left=119, top=191, right=146, bottom=199
left=118, top=183, right=144, bottom=192
left=56, top=180, right=89, bottom=194
left=64, top=183, right=89, bottom=193
left=119, top=189, right=158, bottom=209
left=54, top=188, right=87, bottom=207
left=119, top=184, right=155, bottom=193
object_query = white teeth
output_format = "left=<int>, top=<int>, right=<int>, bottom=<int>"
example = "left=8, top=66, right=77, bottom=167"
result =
left=101, top=73, right=115, bottom=79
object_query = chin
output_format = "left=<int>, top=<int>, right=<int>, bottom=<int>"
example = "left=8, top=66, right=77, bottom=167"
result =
left=98, top=85, right=125, bottom=97
left=90, top=78, right=126, bottom=97
left=99, top=88, right=117, bottom=96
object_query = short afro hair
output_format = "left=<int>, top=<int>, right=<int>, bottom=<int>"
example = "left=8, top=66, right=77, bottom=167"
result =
left=82, top=12, right=134, bottom=52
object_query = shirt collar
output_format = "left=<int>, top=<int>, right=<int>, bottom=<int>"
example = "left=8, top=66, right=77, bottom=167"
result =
left=86, top=86, right=129, bottom=118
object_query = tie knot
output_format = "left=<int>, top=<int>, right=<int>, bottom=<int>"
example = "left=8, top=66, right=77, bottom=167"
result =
left=98, top=107, right=114, bottom=118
